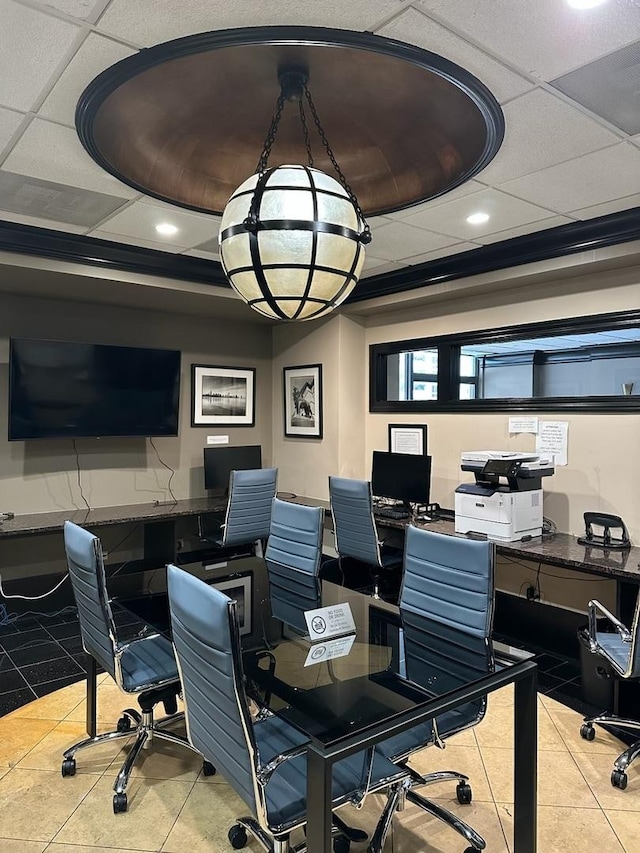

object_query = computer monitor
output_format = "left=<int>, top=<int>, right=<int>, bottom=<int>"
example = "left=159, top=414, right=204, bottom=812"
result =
left=203, top=445, right=262, bottom=493
left=371, top=450, right=432, bottom=507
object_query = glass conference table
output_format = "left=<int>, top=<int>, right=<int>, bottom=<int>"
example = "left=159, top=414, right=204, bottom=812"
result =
left=117, top=577, right=538, bottom=853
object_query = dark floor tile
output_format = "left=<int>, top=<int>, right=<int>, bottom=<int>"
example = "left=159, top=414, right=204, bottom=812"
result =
left=8, top=641, right=69, bottom=667
left=0, top=666, right=29, bottom=694
left=57, top=609, right=79, bottom=623
left=21, top=656, right=85, bottom=686
left=33, top=673, right=85, bottom=698
left=533, top=652, right=567, bottom=672
left=45, top=621, right=81, bottom=640
left=537, top=672, right=569, bottom=694
left=0, top=621, right=21, bottom=638
left=72, top=654, right=104, bottom=675
left=0, top=686, right=36, bottom=717
left=7, top=617, right=42, bottom=633
left=0, top=627, right=51, bottom=651
left=0, top=651, right=16, bottom=673
left=546, top=660, right=581, bottom=681
left=58, top=636, right=85, bottom=655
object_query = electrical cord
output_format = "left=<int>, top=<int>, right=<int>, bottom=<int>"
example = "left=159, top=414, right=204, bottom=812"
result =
left=149, top=437, right=178, bottom=505
left=72, top=438, right=91, bottom=512
left=0, top=572, right=68, bottom=601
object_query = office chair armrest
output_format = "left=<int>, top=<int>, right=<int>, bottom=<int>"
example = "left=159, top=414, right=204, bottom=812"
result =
left=256, top=744, right=308, bottom=786
left=588, top=599, right=632, bottom=647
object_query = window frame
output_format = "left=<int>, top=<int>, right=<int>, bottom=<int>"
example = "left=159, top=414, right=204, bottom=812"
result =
left=369, top=308, right=640, bottom=414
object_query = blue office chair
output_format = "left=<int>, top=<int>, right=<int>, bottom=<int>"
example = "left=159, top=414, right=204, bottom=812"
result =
left=368, top=526, right=495, bottom=853
left=200, top=467, right=277, bottom=557
left=579, top=595, right=640, bottom=789
left=265, top=497, right=324, bottom=634
left=61, top=521, right=207, bottom=813
left=166, top=563, right=407, bottom=853
left=329, top=476, right=402, bottom=598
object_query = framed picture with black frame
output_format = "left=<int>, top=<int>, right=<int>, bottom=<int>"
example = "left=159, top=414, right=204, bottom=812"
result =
left=283, top=363, right=323, bottom=439
left=388, top=423, right=428, bottom=455
left=191, top=364, right=256, bottom=427
left=207, top=572, right=253, bottom=636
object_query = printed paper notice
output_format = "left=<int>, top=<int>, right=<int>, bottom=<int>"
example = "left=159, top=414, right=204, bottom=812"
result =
left=508, top=417, right=539, bottom=434
left=304, top=634, right=356, bottom=667
left=536, top=421, right=568, bottom=466
left=304, top=603, right=356, bottom=641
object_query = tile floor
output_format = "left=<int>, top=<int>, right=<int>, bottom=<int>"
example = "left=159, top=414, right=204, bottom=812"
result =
left=0, top=676, right=638, bottom=852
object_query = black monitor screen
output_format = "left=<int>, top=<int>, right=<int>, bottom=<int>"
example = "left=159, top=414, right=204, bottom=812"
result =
left=371, top=451, right=432, bottom=505
left=8, top=338, right=181, bottom=440
left=204, top=445, right=262, bottom=493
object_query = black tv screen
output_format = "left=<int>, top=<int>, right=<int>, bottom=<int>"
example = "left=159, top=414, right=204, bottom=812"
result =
left=8, top=338, right=181, bottom=440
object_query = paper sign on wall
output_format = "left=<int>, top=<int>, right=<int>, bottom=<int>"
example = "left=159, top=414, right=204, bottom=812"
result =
left=304, top=634, right=356, bottom=667
left=304, top=603, right=356, bottom=641
left=536, top=421, right=569, bottom=466
left=508, top=417, right=539, bottom=434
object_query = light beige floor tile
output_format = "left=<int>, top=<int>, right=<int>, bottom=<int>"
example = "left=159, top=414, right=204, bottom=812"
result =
left=47, top=845, right=157, bottom=853
left=0, top=768, right=98, bottom=842
left=0, top=841, right=48, bottom=853
left=547, top=707, right=628, bottom=755
left=572, top=751, right=640, bottom=811
left=10, top=681, right=86, bottom=721
left=482, top=748, right=600, bottom=808
left=105, top=732, right=209, bottom=783
left=0, top=718, right=58, bottom=772
left=53, top=776, right=194, bottom=850
left=408, top=743, right=493, bottom=802
left=162, top=781, right=261, bottom=853
left=16, top=720, right=123, bottom=774
left=604, top=808, right=640, bottom=853
left=64, top=682, right=132, bottom=725
left=497, top=803, right=625, bottom=853
left=474, top=702, right=566, bottom=751
left=393, top=797, right=509, bottom=853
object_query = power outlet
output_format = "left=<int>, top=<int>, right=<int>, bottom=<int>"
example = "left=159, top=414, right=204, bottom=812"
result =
left=526, top=584, right=540, bottom=602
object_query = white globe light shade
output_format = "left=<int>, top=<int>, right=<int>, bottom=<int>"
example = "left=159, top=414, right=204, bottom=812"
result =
left=219, top=165, right=367, bottom=321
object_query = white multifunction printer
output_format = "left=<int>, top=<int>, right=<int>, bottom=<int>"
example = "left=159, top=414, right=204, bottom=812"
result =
left=454, top=451, right=555, bottom=542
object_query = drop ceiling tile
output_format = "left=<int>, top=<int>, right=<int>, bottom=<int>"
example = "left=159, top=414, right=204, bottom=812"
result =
left=192, top=233, right=222, bottom=254
left=388, top=181, right=486, bottom=221
left=32, top=0, right=104, bottom=20
left=0, top=209, right=88, bottom=234
left=96, top=199, right=219, bottom=247
left=501, top=143, right=640, bottom=213
left=369, top=221, right=458, bottom=261
left=379, top=8, right=532, bottom=103
left=183, top=247, right=220, bottom=261
left=2, top=117, right=139, bottom=198
left=88, top=229, right=183, bottom=253
left=478, top=88, right=621, bottom=185
left=416, top=0, right=640, bottom=80
left=97, top=0, right=403, bottom=47
left=0, top=1, right=81, bottom=111
left=39, top=33, right=136, bottom=127
left=361, top=257, right=404, bottom=277
left=570, top=194, right=640, bottom=221
left=402, top=242, right=479, bottom=265
left=0, top=107, right=25, bottom=152
left=477, top=215, right=575, bottom=244
left=401, top=187, right=556, bottom=240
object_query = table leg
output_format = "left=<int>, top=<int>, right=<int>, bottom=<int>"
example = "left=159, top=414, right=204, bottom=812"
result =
left=86, top=655, right=97, bottom=738
left=514, top=665, right=538, bottom=853
left=305, top=745, right=333, bottom=853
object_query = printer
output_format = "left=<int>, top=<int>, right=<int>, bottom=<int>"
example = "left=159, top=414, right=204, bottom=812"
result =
left=454, top=451, right=555, bottom=542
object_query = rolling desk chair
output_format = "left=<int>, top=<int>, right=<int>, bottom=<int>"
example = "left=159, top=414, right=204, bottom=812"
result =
left=265, top=497, right=324, bottom=634
left=200, top=467, right=277, bottom=557
left=580, top=595, right=640, bottom=789
left=329, top=476, right=403, bottom=599
left=166, top=563, right=407, bottom=853
left=369, top=525, right=495, bottom=853
left=60, top=521, right=208, bottom=813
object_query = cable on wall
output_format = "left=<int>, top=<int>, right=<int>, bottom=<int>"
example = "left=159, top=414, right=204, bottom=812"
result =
left=149, top=437, right=178, bottom=505
left=72, top=438, right=91, bottom=512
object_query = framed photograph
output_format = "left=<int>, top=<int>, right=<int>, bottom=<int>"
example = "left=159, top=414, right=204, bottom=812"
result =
left=388, top=423, right=428, bottom=455
left=283, top=364, right=323, bottom=439
left=208, top=573, right=252, bottom=636
left=191, top=364, right=256, bottom=427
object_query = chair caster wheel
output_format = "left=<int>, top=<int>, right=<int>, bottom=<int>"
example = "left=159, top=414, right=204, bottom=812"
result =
left=333, top=836, right=351, bottom=853
left=228, top=824, right=248, bottom=849
left=611, top=770, right=628, bottom=790
left=580, top=723, right=595, bottom=741
left=61, top=758, right=76, bottom=777
left=456, top=781, right=473, bottom=804
left=202, top=760, right=216, bottom=776
left=117, top=715, right=132, bottom=732
left=113, top=792, right=128, bottom=813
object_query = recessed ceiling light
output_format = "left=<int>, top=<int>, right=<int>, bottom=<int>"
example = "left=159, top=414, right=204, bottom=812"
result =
left=566, top=0, right=608, bottom=9
left=155, top=222, right=178, bottom=236
left=466, top=211, right=490, bottom=225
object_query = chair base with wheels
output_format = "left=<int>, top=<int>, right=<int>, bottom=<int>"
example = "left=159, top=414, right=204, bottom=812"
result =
left=228, top=812, right=367, bottom=853
left=62, top=681, right=212, bottom=813
left=580, top=716, right=640, bottom=790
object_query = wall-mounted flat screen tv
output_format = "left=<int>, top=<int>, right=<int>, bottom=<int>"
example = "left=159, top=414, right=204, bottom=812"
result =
left=8, top=338, right=181, bottom=440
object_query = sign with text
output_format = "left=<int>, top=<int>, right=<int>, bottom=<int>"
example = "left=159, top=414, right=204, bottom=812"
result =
left=304, top=602, right=356, bottom=641
left=304, top=634, right=356, bottom=667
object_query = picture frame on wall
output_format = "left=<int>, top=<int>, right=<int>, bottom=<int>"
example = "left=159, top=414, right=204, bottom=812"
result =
left=283, top=364, right=323, bottom=439
left=207, top=573, right=253, bottom=636
left=388, top=423, right=428, bottom=455
left=191, top=364, right=256, bottom=427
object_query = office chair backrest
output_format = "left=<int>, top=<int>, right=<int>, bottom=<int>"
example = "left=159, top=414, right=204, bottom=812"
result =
left=167, top=564, right=261, bottom=817
left=265, top=498, right=324, bottom=632
left=63, top=520, right=117, bottom=679
left=401, top=525, right=494, bottom=638
left=221, top=467, right=278, bottom=547
left=329, top=476, right=382, bottom=568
